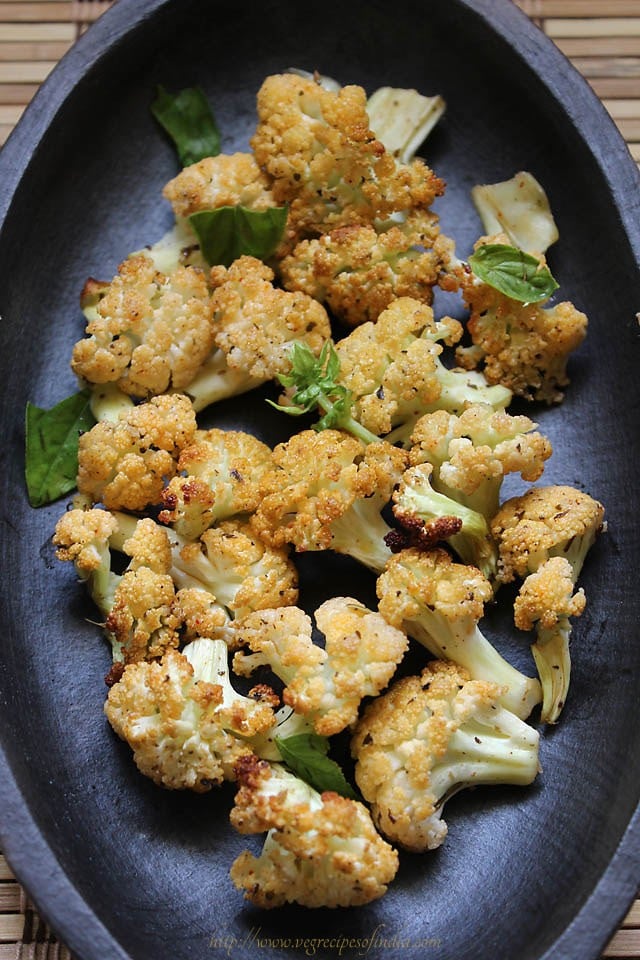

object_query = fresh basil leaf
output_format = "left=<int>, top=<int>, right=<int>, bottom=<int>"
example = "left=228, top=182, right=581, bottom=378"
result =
left=468, top=243, right=559, bottom=303
left=25, top=390, right=95, bottom=507
left=189, top=205, right=287, bottom=267
left=151, top=85, right=221, bottom=167
left=274, top=733, right=358, bottom=799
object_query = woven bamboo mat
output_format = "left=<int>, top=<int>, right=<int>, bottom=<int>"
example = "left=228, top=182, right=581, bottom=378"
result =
left=1, top=1, right=639, bottom=958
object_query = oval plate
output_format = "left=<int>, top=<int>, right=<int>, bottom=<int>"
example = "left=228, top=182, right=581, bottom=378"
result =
left=1, top=2, right=640, bottom=959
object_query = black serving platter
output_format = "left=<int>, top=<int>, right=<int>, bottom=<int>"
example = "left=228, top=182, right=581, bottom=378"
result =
left=1, top=1, right=639, bottom=959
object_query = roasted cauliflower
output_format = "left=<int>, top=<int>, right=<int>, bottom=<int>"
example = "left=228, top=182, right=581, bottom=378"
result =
left=377, top=548, right=541, bottom=718
left=158, top=427, right=273, bottom=539
left=491, top=484, right=605, bottom=585
left=279, top=212, right=445, bottom=327
left=514, top=557, right=586, bottom=724
left=76, top=393, right=197, bottom=511
left=251, top=73, right=444, bottom=243
left=251, top=429, right=408, bottom=572
left=233, top=598, right=408, bottom=736
left=71, top=256, right=215, bottom=398
left=104, top=638, right=277, bottom=791
left=185, top=255, right=331, bottom=410
left=230, top=756, right=399, bottom=907
left=334, top=297, right=511, bottom=444
left=447, top=235, right=588, bottom=403
left=351, top=660, right=539, bottom=852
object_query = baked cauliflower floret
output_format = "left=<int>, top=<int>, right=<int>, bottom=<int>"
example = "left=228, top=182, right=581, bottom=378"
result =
left=171, top=520, right=299, bottom=627
left=121, top=515, right=173, bottom=573
left=377, top=548, right=541, bottom=718
left=104, top=638, right=277, bottom=792
left=514, top=557, right=586, bottom=724
left=77, top=393, right=197, bottom=511
left=251, top=429, right=408, bottom=573
left=163, top=152, right=275, bottom=219
left=351, top=660, right=539, bottom=852
left=54, top=512, right=182, bottom=664
left=233, top=599, right=408, bottom=736
left=334, top=298, right=511, bottom=444
left=158, top=427, right=273, bottom=539
left=392, top=462, right=498, bottom=580
left=450, top=236, right=588, bottom=403
left=491, top=484, right=605, bottom=585
left=108, top=514, right=299, bottom=647
left=230, top=756, right=399, bottom=908
left=279, top=211, right=444, bottom=327
left=184, top=255, right=331, bottom=411
left=409, top=404, right=553, bottom=519
left=52, top=507, right=120, bottom=617
left=105, top=566, right=181, bottom=664
left=392, top=405, right=552, bottom=579
left=251, top=73, right=444, bottom=243
left=71, top=255, right=215, bottom=398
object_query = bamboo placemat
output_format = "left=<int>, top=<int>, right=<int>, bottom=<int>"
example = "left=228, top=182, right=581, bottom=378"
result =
left=1, top=1, right=639, bottom=958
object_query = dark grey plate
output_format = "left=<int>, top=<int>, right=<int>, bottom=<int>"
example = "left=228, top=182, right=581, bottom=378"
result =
left=1, top=1, right=639, bottom=959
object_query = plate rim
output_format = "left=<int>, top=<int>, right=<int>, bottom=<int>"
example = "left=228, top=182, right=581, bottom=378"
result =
left=0, top=1, right=639, bottom=958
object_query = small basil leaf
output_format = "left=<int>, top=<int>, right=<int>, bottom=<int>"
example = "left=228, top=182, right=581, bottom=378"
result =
left=25, top=390, right=95, bottom=507
left=189, top=205, right=287, bottom=267
left=468, top=243, right=559, bottom=303
left=274, top=733, right=358, bottom=799
left=151, top=85, right=221, bottom=166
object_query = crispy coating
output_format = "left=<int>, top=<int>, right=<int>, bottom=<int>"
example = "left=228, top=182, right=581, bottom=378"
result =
left=279, top=211, right=444, bottom=327
left=514, top=557, right=586, bottom=632
left=122, top=516, right=173, bottom=573
left=450, top=236, right=588, bottom=403
left=52, top=508, right=118, bottom=573
left=76, top=394, right=197, bottom=511
left=251, top=74, right=444, bottom=242
left=351, top=660, right=539, bottom=852
left=380, top=547, right=542, bottom=718
left=513, top=557, right=586, bottom=723
left=378, top=546, right=492, bottom=627
left=410, top=404, right=552, bottom=492
left=335, top=298, right=463, bottom=436
left=491, top=485, right=605, bottom=584
left=163, top=153, right=275, bottom=219
left=158, top=428, right=273, bottom=538
left=250, top=429, right=407, bottom=554
left=71, top=255, right=215, bottom=398
left=104, top=647, right=275, bottom=792
left=173, top=519, right=299, bottom=626
left=174, top=587, right=232, bottom=643
left=230, top=757, right=399, bottom=908
left=105, top=567, right=181, bottom=664
left=209, top=255, right=330, bottom=380
left=233, top=599, right=408, bottom=736
left=406, top=404, right=552, bottom=534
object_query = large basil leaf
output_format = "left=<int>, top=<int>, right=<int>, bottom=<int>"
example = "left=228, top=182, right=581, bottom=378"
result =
left=151, top=85, right=221, bottom=167
left=25, top=390, right=95, bottom=507
left=190, top=205, right=287, bottom=267
left=468, top=243, right=559, bottom=304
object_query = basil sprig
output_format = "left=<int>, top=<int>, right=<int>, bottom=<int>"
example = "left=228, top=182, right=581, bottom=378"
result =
left=25, top=390, right=95, bottom=507
left=274, top=733, right=358, bottom=799
left=468, top=243, right=559, bottom=304
left=190, top=205, right=287, bottom=268
left=151, top=85, right=221, bottom=167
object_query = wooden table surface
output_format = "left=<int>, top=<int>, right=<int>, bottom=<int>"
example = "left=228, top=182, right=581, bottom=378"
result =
left=0, top=1, right=639, bottom=958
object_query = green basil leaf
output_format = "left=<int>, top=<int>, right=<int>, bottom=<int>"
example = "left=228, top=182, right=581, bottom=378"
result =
left=274, top=733, right=358, bottom=799
left=189, top=205, right=287, bottom=267
left=151, top=85, right=221, bottom=166
left=468, top=243, right=559, bottom=303
left=25, top=390, right=95, bottom=507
